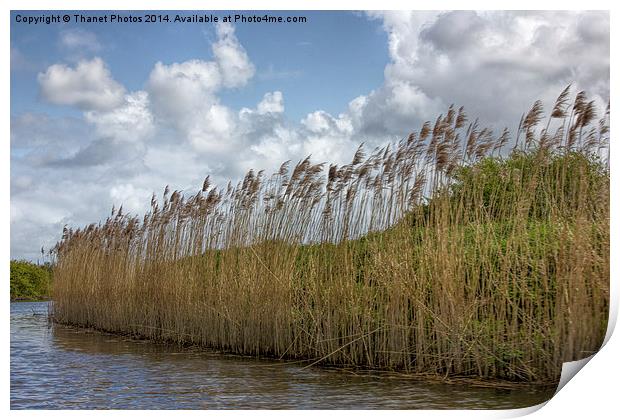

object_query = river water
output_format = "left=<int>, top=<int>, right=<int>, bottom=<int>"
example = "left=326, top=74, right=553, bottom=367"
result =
left=10, top=301, right=556, bottom=409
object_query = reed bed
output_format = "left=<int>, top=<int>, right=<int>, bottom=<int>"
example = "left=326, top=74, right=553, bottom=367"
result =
left=51, top=87, right=609, bottom=382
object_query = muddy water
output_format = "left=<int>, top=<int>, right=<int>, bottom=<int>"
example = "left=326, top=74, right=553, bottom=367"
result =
left=10, top=301, right=555, bottom=409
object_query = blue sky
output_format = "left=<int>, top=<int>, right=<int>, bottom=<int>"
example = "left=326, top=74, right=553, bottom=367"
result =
left=10, top=10, right=610, bottom=260
left=11, top=11, right=388, bottom=121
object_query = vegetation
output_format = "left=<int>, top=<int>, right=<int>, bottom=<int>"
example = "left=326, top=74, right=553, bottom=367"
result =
left=51, top=87, right=609, bottom=383
left=10, top=260, right=52, bottom=300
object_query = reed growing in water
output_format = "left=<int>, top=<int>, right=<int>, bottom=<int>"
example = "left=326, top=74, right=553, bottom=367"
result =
left=51, top=87, right=609, bottom=382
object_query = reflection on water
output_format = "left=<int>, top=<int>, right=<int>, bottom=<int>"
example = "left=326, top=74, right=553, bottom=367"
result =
left=11, top=301, right=556, bottom=409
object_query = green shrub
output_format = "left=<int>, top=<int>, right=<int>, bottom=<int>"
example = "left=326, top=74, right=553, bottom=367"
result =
left=10, top=260, right=52, bottom=300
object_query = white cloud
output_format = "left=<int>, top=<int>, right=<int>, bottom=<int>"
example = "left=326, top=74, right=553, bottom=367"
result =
left=85, top=91, right=154, bottom=143
left=147, top=22, right=253, bottom=123
left=109, top=184, right=152, bottom=215
left=147, top=59, right=222, bottom=122
left=368, top=10, right=610, bottom=130
left=145, top=22, right=255, bottom=160
left=38, top=57, right=126, bottom=111
left=187, top=104, right=236, bottom=154
left=301, top=111, right=332, bottom=133
left=256, top=91, right=284, bottom=114
left=212, top=22, right=255, bottom=88
left=59, top=28, right=102, bottom=52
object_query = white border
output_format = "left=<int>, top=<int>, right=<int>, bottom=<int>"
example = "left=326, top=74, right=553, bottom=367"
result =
left=4, top=1, right=616, bottom=419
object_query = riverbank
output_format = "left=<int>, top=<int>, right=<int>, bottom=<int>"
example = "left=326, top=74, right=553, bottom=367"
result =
left=14, top=301, right=556, bottom=409
left=11, top=297, right=51, bottom=302
left=50, top=91, right=609, bottom=384
left=50, top=315, right=561, bottom=390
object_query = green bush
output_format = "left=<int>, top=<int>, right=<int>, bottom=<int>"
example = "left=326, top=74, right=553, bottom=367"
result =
left=449, top=149, right=608, bottom=222
left=10, top=260, right=52, bottom=300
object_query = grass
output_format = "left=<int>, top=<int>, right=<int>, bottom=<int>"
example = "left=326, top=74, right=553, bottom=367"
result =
left=50, top=87, right=609, bottom=382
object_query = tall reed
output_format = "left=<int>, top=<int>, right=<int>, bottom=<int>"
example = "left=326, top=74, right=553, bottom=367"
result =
left=51, top=88, right=609, bottom=382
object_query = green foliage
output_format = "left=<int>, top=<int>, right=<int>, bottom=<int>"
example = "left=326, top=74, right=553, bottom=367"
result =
left=449, top=148, right=609, bottom=222
left=10, top=260, right=52, bottom=300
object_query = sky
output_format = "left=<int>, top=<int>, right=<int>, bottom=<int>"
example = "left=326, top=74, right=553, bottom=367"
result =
left=10, top=10, right=610, bottom=261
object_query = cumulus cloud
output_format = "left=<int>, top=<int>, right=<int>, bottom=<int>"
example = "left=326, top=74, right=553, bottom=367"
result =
left=366, top=10, right=610, bottom=131
left=212, top=22, right=255, bottom=88
left=256, top=91, right=284, bottom=114
left=186, top=104, right=237, bottom=154
left=144, top=22, right=255, bottom=158
left=147, top=22, right=253, bottom=119
left=147, top=59, right=222, bottom=122
left=85, top=91, right=154, bottom=143
left=38, top=57, right=126, bottom=111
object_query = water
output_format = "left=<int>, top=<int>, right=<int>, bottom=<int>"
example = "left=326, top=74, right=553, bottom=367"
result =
left=11, top=301, right=556, bottom=409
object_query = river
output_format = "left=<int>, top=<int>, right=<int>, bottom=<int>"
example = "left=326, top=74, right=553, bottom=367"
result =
left=10, top=301, right=556, bottom=409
